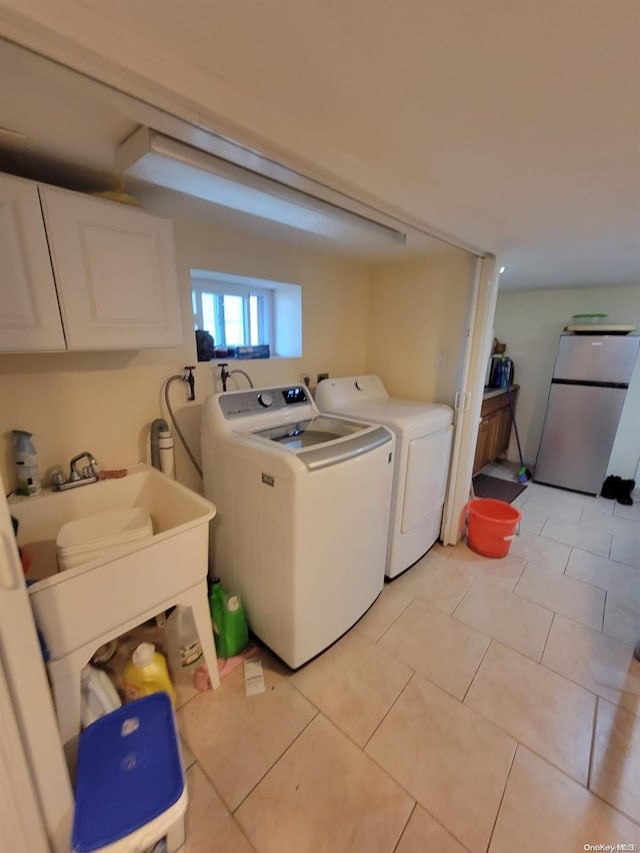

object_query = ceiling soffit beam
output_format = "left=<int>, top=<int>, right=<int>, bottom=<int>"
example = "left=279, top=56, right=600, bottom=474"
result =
left=117, top=127, right=408, bottom=248
left=0, top=33, right=486, bottom=256
left=117, top=123, right=485, bottom=256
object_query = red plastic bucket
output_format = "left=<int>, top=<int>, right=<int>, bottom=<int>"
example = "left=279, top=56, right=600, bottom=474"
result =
left=465, top=498, right=521, bottom=558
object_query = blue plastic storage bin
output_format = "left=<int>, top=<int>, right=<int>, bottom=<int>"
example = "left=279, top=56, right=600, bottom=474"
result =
left=72, top=693, right=187, bottom=852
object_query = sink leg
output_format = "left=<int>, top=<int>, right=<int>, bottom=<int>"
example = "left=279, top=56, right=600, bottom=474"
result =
left=48, top=660, right=83, bottom=748
left=188, top=584, right=220, bottom=690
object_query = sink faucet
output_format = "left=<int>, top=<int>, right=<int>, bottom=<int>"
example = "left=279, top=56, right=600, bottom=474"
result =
left=52, top=452, right=99, bottom=491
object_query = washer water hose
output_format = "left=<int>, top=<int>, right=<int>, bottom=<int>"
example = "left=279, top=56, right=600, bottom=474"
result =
left=161, top=368, right=203, bottom=479
left=219, top=362, right=254, bottom=391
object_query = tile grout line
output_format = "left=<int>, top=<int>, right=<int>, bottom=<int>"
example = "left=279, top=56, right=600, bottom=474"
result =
left=533, top=616, right=640, bottom=728
left=461, top=637, right=493, bottom=704
left=285, top=650, right=404, bottom=756
left=484, top=740, right=519, bottom=853
left=390, top=801, right=417, bottom=853
left=562, top=545, right=573, bottom=576
left=535, top=606, right=555, bottom=664
left=362, top=667, right=416, bottom=752
left=230, top=708, right=320, bottom=816
left=586, top=695, right=599, bottom=793
left=510, top=562, right=606, bottom=634
left=363, top=674, right=476, bottom=853
left=452, top=578, right=555, bottom=663
left=371, top=591, right=415, bottom=644
left=449, top=581, right=476, bottom=618
left=588, top=791, right=640, bottom=831
left=188, top=757, right=260, bottom=852
left=500, top=737, right=603, bottom=796
left=397, top=800, right=477, bottom=853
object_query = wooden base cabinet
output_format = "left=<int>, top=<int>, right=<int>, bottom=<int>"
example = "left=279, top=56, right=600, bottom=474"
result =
left=0, top=172, right=183, bottom=352
left=473, top=386, right=519, bottom=475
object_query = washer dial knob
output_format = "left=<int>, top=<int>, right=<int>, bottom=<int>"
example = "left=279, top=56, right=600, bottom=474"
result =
left=258, top=392, right=273, bottom=408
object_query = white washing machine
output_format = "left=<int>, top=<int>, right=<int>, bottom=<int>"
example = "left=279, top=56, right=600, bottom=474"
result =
left=316, top=375, right=453, bottom=578
left=201, top=383, right=395, bottom=668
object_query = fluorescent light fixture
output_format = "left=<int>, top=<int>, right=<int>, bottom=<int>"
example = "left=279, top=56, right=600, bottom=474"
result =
left=116, top=127, right=407, bottom=248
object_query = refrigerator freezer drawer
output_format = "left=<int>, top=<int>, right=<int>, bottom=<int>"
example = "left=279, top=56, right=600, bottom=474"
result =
left=554, top=335, right=639, bottom=383
left=534, top=383, right=628, bottom=494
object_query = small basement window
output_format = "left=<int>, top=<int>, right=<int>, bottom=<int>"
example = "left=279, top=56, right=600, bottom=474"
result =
left=191, top=269, right=302, bottom=359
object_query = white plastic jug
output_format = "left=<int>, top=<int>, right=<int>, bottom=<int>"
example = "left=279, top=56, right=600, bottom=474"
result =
left=165, top=605, right=204, bottom=687
left=80, top=665, right=121, bottom=728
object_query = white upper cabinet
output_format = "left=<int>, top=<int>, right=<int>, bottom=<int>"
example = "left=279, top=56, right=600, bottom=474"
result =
left=39, top=185, right=183, bottom=350
left=0, top=173, right=66, bottom=351
left=0, top=173, right=183, bottom=352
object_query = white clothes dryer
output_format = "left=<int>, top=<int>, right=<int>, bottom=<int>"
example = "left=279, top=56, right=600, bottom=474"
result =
left=316, top=375, right=453, bottom=578
left=201, top=384, right=395, bottom=668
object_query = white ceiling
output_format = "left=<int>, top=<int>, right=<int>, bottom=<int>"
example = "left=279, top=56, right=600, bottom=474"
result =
left=0, top=1, right=639, bottom=290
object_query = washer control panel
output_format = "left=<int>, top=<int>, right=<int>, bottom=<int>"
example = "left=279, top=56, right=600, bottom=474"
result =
left=219, top=385, right=312, bottom=418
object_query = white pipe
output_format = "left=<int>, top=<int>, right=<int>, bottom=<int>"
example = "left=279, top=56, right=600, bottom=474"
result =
left=158, top=428, right=175, bottom=479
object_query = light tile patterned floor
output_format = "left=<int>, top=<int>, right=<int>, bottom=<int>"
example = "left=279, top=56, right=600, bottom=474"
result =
left=178, top=470, right=640, bottom=852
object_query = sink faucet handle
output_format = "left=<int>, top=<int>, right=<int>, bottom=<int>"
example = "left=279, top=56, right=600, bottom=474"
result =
left=81, top=461, right=98, bottom=479
left=70, top=451, right=98, bottom=479
left=51, top=468, right=66, bottom=489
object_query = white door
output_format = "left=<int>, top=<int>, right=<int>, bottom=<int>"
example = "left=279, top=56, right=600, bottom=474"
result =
left=0, top=173, right=66, bottom=352
left=0, top=656, right=50, bottom=850
left=0, top=475, right=74, bottom=852
left=39, top=184, right=183, bottom=350
left=441, top=256, right=501, bottom=544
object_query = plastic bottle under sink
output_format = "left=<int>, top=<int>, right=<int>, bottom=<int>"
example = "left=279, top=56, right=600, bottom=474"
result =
left=122, top=642, right=176, bottom=707
left=80, top=665, right=121, bottom=728
left=165, top=605, right=204, bottom=687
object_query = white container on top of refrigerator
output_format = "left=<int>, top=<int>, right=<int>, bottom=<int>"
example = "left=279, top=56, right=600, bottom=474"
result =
left=534, top=334, right=640, bottom=495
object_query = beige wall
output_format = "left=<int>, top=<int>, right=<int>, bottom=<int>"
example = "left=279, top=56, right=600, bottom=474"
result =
left=366, top=252, right=474, bottom=406
left=0, top=213, right=371, bottom=496
left=494, top=284, right=640, bottom=478
left=170, top=215, right=372, bottom=492
left=1, top=207, right=475, bottom=500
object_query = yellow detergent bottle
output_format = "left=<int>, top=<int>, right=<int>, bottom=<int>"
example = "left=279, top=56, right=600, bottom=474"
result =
left=122, top=642, right=177, bottom=707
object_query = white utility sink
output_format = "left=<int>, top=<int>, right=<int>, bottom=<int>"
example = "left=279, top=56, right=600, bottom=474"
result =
left=10, top=463, right=218, bottom=745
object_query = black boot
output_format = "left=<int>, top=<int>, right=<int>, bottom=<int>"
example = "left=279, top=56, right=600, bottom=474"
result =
left=616, top=479, right=636, bottom=506
left=600, top=475, right=621, bottom=499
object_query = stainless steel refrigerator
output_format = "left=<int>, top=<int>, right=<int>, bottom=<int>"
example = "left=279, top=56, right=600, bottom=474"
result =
left=534, top=334, right=640, bottom=495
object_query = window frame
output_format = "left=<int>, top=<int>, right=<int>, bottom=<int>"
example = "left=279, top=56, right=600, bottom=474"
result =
left=192, top=277, right=273, bottom=349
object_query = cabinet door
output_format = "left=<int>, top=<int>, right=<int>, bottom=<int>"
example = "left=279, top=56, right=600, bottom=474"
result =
left=0, top=173, right=66, bottom=351
left=39, top=185, right=183, bottom=350
left=485, top=409, right=502, bottom=463
left=473, top=417, right=492, bottom=474
left=495, top=406, right=513, bottom=457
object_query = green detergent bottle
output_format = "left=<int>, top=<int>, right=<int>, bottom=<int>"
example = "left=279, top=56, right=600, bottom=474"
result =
left=209, top=578, right=249, bottom=659
left=223, top=594, right=249, bottom=657
left=209, top=577, right=227, bottom=658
